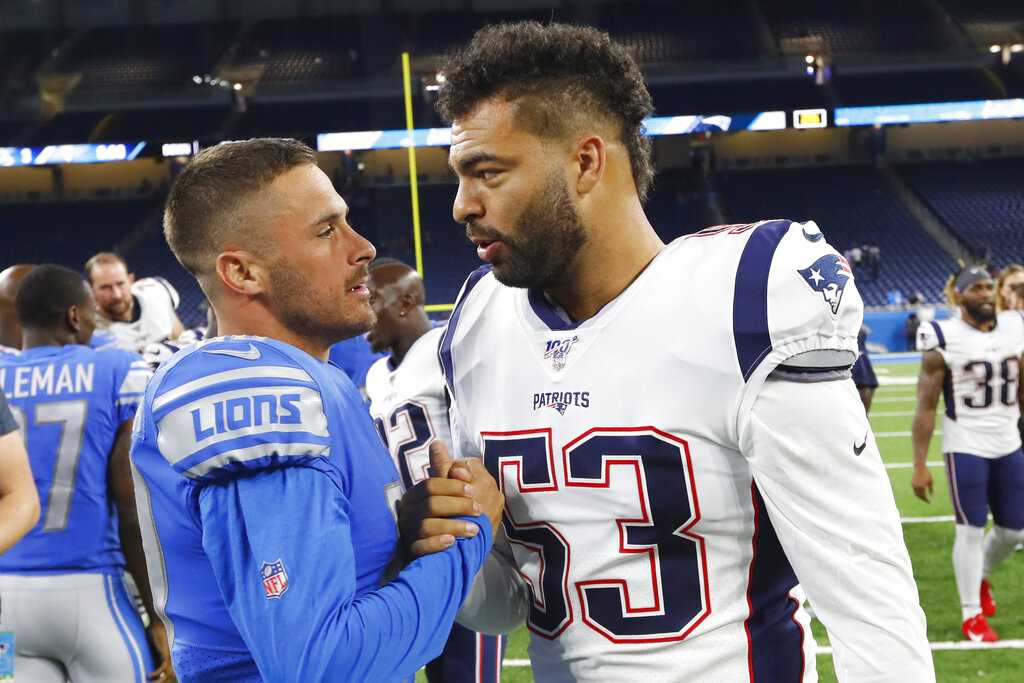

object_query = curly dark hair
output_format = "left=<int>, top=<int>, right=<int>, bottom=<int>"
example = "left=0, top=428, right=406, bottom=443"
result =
left=437, top=21, right=655, bottom=201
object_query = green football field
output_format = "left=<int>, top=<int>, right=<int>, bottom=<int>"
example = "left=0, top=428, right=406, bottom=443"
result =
left=420, top=358, right=1024, bottom=682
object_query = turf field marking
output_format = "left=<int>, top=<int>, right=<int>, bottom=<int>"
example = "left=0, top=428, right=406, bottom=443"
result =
left=876, top=430, right=940, bottom=437
left=901, top=515, right=956, bottom=524
left=503, top=639, right=1024, bottom=667
left=885, top=461, right=941, bottom=469
left=815, top=639, right=1024, bottom=655
left=870, top=411, right=916, bottom=417
left=872, top=397, right=919, bottom=404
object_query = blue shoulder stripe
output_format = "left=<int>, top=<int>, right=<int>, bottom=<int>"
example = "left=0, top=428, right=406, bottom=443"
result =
left=439, top=266, right=492, bottom=397
left=732, top=220, right=791, bottom=381
left=929, top=321, right=946, bottom=349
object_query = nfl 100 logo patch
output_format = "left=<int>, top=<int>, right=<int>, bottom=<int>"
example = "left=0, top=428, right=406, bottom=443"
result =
left=260, top=559, right=289, bottom=599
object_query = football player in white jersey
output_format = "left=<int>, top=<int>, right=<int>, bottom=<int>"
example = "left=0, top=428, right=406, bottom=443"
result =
left=85, top=252, right=185, bottom=353
left=912, top=266, right=1024, bottom=642
left=365, top=258, right=506, bottom=683
left=420, top=21, right=933, bottom=682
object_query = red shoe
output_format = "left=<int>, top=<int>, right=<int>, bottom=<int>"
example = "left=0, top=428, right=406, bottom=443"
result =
left=981, top=579, right=997, bottom=617
left=962, top=614, right=999, bottom=643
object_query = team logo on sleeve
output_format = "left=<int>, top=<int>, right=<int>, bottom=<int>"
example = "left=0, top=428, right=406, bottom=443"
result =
left=260, top=560, right=289, bottom=599
left=543, top=335, right=580, bottom=371
left=798, top=255, right=853, bottom=315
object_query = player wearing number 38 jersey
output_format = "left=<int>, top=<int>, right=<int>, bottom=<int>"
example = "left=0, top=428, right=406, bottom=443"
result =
left=436, top=21, right=932, bottom=682
left=913, top=266, right=1024, bottom=643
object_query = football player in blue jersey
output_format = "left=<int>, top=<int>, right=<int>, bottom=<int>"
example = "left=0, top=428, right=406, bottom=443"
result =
left=132, top=137, right=503, bottom=683
left=0, top=392, right=39, bottom=553
left=0, top=264, right=172, bottom=683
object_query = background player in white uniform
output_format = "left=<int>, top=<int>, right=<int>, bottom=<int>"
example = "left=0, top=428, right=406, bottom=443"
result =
left=912, top=266, right=1024, bottom=642
left=85, top=252, right=184, bottom=352
left=428, top=21, right=933, bottom=682
left=0, top=265, right=172, bottom=682
left=365, top=259, right=506, bottom=683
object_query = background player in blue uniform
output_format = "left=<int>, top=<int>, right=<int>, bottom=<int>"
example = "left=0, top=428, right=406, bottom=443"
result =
left=131, top=138, right=503, bottom=682
left=0, top=391, right=39, bottom=553
left=0, top=264, right=171, bottom=682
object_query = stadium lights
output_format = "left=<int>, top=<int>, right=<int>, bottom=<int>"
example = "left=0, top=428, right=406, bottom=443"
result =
left=233, top=83, right=242, bottom=91
left=805, top=66, right=814, bottom=76
left=192, top=75, right=202, bottom=84
left=805, top=55, right=814, bottom=64
left=990, top=45, right=1001, bottom=53
left=1012, top=44, right=1023, bottom=53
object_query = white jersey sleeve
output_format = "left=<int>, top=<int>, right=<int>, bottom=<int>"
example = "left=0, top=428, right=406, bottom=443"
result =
left=742, top=377, right=934, bottom=681
left=915, top=320, right=943, bottom=355
left=456, top=527, right=530, bottom=634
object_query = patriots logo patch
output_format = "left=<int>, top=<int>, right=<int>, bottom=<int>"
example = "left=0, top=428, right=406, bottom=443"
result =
left=798, top=254, right=853, bottom=315
left=260, top=559, right=289, bottom=599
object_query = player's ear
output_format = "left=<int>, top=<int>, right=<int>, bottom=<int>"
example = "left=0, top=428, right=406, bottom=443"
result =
left=216, top=251, right=267, bottom=297
left=574, top=134, right=606, bottom=197
left=128, top=272, right=136, bottom=286
left=399, top=293, right=416, bottom=317
left=65, top=304, right=81, bottom=335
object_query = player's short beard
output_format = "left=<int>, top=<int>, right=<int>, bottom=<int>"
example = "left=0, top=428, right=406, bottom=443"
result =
left=963, top=298, right=996, bottom=324
left=473, top=169, right=587, bottom=290
left=269, top=265, right=375, bottom=348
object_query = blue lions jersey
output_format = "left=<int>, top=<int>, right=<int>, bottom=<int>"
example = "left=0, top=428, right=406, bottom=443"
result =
left=130, top=336, right=492, bottom=683
left=0, top=345, right=150, bottom=574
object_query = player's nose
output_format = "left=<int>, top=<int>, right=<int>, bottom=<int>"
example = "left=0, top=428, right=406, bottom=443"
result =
left=343, top=226, right=376, bottom=265
left=453, top=181, right=482, bottom=226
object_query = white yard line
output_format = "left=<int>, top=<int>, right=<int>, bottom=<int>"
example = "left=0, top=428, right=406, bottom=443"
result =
left=504, top=640, right=1024, bottom=667
left=872, top=396, right=919, bottom=404
left=876, top=431, right=940, bottom=437
left=870, top=410, right=916, bottom=417
left=885, top=461, right=942, bottom=469
left=901, top=515, right=956, bottom=524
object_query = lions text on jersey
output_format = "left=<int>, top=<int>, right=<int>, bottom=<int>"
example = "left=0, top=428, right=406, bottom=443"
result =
left=0, top=345, right=150, bottom=573
left=444, top=220, right=933, bottom=681
left=130, top=336, right=493, bottom=682
left=98, top=277, right=180, bottom=352
left=917, top=311, right=1024, bottom=458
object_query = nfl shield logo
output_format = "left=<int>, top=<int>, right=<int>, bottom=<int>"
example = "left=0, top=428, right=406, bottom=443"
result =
left=260, top=560, right=289, bottom=599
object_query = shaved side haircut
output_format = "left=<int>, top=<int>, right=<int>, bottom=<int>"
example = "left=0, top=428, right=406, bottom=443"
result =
left=163, top=138, right=317, bottom=280
left=437, top=21, right=655, bottom=201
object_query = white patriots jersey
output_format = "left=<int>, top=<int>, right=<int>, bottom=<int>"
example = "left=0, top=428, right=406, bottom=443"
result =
left=365, top=327, right=450, bottom=489
left=443, top=221, right=931, bottom=682
left=917, top=311, right=1024, bottom=458
left=98, top=277, right=180, bottom=353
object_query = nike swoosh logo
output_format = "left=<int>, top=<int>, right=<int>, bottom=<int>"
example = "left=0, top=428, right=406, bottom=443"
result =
left=203, top=344, right=261, bottom=361
left=853, top=431, right=868, bottom=456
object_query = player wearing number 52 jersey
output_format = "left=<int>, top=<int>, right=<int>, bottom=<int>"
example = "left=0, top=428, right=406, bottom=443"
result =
left=913, top=266, right=1024, bottom=643
left=365, top=259, right=506, bottom=683
left=436, top=22, right=932, bottom=682
left=0, top=265, right=168, bottom=683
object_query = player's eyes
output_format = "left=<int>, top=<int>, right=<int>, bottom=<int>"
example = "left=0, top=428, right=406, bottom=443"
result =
left=318, top=225, right=337, bottom=238
left=478, top=169, right=501, bottom=181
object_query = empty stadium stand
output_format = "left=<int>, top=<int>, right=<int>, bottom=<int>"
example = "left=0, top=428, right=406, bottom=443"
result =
left=717, top=165, right=957, bottom=306
left=900, top=159, right=1024, bottom=268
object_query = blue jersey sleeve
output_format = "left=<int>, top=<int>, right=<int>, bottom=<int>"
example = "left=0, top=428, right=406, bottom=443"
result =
left=198, top=464, right=492, bottom=683
left=105, top=349, right=152, bottom=425
left=0, top=392, right=17, bottom=436
left=149, top=340, right=332, bottom=482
